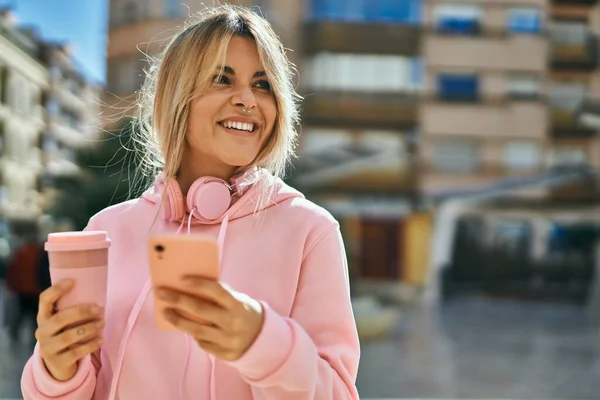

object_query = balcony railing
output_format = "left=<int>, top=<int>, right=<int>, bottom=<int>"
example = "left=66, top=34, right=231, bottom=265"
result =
left=303, top=20, right=420, bottom=55
left=550, top=106, right=596, bottom=138
left=301, top=90, right=418, bottom=129
left=550, top=36, right=599, bottom=71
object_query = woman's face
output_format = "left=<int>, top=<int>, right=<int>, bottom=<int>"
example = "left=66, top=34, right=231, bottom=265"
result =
left=185, top=36, right=277, bottom=176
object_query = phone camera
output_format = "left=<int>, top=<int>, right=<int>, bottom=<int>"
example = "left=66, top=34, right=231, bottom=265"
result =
left=155, top=244, right=165, bottom=253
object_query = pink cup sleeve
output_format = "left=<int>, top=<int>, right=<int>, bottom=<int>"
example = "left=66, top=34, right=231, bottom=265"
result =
left=50, top=266, right=108, bottom=310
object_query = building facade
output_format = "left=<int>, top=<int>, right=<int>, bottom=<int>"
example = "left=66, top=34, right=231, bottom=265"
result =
left=547, top=0, right=600, bottom=199
left=0, top=10, right=103, bottom=243
left=420, top=0, right=550, bottom=198
left=104, top=0, right=600, bottom=301
left=40, top=43, right=102, bottom=178
left=0, top=11, right=48, bottom=237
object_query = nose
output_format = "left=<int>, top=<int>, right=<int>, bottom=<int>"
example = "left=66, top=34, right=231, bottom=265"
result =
left=231, top=86, right=257, bottom=111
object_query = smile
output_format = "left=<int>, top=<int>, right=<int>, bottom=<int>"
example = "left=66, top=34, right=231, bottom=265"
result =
left=218, top=120, right=256, bottom=133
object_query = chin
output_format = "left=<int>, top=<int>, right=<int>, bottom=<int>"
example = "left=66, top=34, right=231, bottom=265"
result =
left=220, top=155, right=258, bottom=169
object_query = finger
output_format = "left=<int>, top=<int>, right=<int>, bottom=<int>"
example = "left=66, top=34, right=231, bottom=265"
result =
left=40, top=303, right=102, bottom=338
left=164, top=308, right=223, bottom=343
left=180, top=277, right=236, bottom=309
left=157, top=288, right=226, bottom=327
left=54, top=336, right=104, bottom=367
left=43, top=319, right=105, bottom=357
left=37, top=280, right=74, bottom=323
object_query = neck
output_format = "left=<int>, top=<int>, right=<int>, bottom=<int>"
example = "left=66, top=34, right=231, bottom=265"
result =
left=177, top=154, right=238, bottom=196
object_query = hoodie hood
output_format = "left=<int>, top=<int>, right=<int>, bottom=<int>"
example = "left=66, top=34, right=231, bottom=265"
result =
left=140, top=168, right=304, bottom=226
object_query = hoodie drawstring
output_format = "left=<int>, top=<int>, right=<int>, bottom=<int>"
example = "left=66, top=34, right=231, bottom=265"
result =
left=107, top=279, right=153, bottom=400
left=109, top=209, right=229, bottom=400
left=179, top=209, right=229, bottom=400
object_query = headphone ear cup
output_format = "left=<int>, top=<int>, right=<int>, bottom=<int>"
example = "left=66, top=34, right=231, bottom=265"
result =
left=187, top=178, right=231, bottom=221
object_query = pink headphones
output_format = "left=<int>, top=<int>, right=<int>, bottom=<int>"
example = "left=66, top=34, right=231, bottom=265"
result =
left=156, top=170, right=257, bottom=222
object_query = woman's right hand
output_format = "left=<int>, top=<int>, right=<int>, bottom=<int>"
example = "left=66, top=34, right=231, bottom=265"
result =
left=35, top=279, right=105, bottom=381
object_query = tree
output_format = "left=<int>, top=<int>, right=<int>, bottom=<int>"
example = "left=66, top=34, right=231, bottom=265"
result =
left=50, top=120, right=152, bottom=230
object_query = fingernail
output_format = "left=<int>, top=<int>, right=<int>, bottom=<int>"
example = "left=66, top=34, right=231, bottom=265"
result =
left=92, top=306, right=101, bottom=314
left=97, top=320, right=105, bottom=329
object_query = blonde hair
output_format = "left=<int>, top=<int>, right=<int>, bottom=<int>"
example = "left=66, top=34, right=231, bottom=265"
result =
left=132, top=4, right=300, bottom=206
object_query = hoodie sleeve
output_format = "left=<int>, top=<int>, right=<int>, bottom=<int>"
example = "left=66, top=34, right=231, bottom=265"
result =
left=21, top=349, right=98, bottom=400
left=21, top=218, right=103, bottom=400
left=226, top=222, right=360, bottom=399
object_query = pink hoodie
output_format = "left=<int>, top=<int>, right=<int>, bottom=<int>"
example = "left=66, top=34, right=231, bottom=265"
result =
left=21, top=172, right=360, bottom=399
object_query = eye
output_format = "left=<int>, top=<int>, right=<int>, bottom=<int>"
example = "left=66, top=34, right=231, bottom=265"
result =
left=254, top=80, right=271, bottom=91
left=212, top=75, right=230, bottom=85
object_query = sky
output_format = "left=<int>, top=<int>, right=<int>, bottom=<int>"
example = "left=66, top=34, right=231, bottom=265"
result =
left=0, top=0, right=108, bottom=84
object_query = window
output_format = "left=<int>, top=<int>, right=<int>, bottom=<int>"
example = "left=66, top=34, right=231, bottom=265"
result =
left=165, top=0, right=184, bottom=18
left=493, top=220, right=532, bottom=256
left=0, top=66, right=6, bottom=103
left=111, top=1, right=142, bottom=26
left=504, top=141, right=540, bottom=170
left=434, top=4, right=482, bottom=35
left=549, top=82, right=586, bottom=110
left=20, top=84, right=30, bottom=114
left=0, top=122, right=4, bottom=155
left=437, top=73, right=479, bottom=102
left=303, top=53, right=417, bottom=92
left=547, top=147, right=587, bottom=167
left=8, top=74, right=20, bottom=110
left=365, top=0, right=420, bottom=23
left=308, top=0, right=420, bottom=23
left=309, top=0, right=346, bottom=20
left=433, top=140, right=479, bottom=172
left=507, top=7, right=542, bottom=34
left=508, top=76, right=540, bottom=100
left=549, top=21, right=587, bottom=46
left=47, top=98, right=60, bottom=116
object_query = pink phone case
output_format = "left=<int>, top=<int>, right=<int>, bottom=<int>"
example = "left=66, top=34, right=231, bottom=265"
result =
left=147, top=234, right=220, bottom=330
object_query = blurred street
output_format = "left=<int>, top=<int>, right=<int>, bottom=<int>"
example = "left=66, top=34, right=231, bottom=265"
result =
left=2, top=296, right=600, bottom=399
left=358, top=297, right=600, bottom=399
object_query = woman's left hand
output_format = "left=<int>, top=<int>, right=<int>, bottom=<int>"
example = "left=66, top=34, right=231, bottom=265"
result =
left=157, top=277, right=264, bottom=361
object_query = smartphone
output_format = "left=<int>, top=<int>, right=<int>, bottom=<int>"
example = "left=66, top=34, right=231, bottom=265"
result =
left=148, top=234, right=220, bottom=330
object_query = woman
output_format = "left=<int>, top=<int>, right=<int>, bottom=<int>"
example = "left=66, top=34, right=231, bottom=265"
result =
left=21, top=5, right=360, bottom=400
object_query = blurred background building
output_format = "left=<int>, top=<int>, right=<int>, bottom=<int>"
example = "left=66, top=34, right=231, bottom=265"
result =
left=0, top=10, right=47, bottom=240
left=0, top=8, right=101, bottom=255
left=101, top=0, right=600, bottom=306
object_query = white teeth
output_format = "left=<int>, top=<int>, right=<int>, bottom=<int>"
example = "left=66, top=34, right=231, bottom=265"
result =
left=221, top=121, right=254, bottom=132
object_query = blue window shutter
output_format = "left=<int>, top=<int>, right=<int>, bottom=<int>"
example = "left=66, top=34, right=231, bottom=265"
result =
left=409, top=0, right=422, bottom=24
left=311, top=0, right=344, bottom=20
left=438, top=74, right=479, bottom=101
left=507, top=9, right=541, bottom=34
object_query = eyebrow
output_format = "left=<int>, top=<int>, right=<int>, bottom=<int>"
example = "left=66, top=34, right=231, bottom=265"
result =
left=216, top=65, right=266, bottom=78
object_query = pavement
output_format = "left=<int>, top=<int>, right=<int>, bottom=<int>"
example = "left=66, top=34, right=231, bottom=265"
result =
left=356, top=297, right=600, bottom=399
left=2, top=296, right=600, bottom=399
